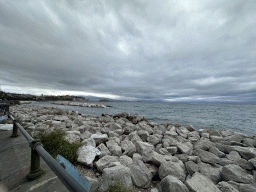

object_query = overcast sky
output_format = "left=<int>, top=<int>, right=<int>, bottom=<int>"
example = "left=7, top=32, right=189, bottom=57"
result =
left=0, top=0, right=256, bottom=102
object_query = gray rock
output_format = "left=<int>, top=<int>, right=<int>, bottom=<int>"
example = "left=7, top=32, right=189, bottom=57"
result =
left=209, top=146, right=226, bottom=158
left=218, top=158, right=235, bottom=166
left=149, top=151, right=167, bottom=166
left=225, top=133, right=245, bottom=143
left=185, top=172, right=221, bottom=192
left=221, top=164, right=254, bottom=184
left=236, top=158, right=254, bottom=170
left=198, top=162, right=222, bottom=184
left=106, top=140, right=122, bottom=156
left=227, top=151, right=241, bottom=161
left=129, top=160, right=152, bottom=188
left=221, top=130, right=235, bottom=137
left=95, top=155, right=119, bottom=172
left=64, top=133, right=80, bottom=143
left=248, top=157, right=256, bottom=168
left=159, top=160, right=187, bottom=182
left=77, top=145, right=101, bottom=167
left=139, top=123, right=154, bottom=135
left=82, top=138, right=96, bottom=147
left=193, top=148, right=220, bottom=164
left=138, top=130, right=149, bottom=142
left=150, top=188, right=159, bottom=192
left=124, top=125, right=136, bottom=135
left=230, top=146, right=256, bottom=160
left=185, top=161, right=198, bottom=176
left=121, top=140, right=136, bottom=157
left=202, top=127, right=222, bottom=137
left=91, top=133, right=108, bottom=145
left=210, top=136, right=224, bottom=143
left=227, top=181, right=256, bottom=192
left=217, top=181, right=239, bottom=192
left=120, top=155, right=133, bottom=167
left=176, top=142, right=193, bottom=155
left=166, top=146, right=178, bottom=155
left=135, top=141, right=155, bottom=162
left=99, top=165, right=133, bottom=191
left=147, top=135, right=161, bottom=145
left=195, top=139, right=214, bottom=151
left=145, top=163, right=158, bottom=178
left=129, top=131, right=143, bottom=143
left=160, top=175, right=189, bottom=192
left=81, top=131, right=92, bottom=140
left=133, top=153, right=143, bottom=162
left=97, top=143, right=111, bottom=157
left=242, top=138, right=256, bottom=147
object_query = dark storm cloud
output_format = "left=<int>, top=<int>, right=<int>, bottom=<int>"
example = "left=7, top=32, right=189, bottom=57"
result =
left=0, top=0, right=256, bottom=102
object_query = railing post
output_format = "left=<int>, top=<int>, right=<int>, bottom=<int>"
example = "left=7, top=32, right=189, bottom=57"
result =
left=27, top=139, right=44, bottom=180
left=10, top=120, right=19, bottom=138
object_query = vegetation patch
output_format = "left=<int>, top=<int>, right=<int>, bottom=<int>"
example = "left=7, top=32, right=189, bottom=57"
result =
left=104, top=181, right=137, bottom=192
left=37, top=129, right=81, bottom=164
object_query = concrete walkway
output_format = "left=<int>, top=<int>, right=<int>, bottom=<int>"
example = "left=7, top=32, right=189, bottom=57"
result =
left=0, top=129, right=69, bottom=192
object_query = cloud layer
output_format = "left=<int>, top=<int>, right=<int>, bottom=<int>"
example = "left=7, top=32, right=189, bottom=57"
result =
left=1, top=0, right=256, bottom=102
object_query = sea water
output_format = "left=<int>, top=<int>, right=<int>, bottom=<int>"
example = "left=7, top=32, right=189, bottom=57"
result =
left=32, top=101, right=256, bottom=136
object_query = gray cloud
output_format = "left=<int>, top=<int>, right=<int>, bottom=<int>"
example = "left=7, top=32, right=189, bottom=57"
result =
left=0, top=0, right=256, bottom=102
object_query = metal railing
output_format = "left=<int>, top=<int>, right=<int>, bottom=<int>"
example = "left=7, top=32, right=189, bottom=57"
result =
left=8, top=113, right=88, bottom=192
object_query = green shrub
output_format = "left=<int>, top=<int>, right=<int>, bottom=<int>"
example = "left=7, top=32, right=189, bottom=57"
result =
left=38, top=129, right=81, bottom=164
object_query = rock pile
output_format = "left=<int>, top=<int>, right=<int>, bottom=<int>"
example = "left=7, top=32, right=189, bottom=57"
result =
left=53, top=101, right=111, bottom=108
left=10, top=105, right=256, bottom=192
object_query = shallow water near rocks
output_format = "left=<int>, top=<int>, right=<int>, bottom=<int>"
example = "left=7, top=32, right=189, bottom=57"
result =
left=32, top=101, right=256, bottom=136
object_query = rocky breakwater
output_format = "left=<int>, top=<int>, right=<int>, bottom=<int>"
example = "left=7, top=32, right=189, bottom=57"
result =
left=53, top=101, right=111, bottom=108
left=10, top=104, right=256, bottom=192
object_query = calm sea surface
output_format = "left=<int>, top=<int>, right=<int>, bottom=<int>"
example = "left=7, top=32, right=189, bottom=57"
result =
left=32, top=101, right=256, bottom=136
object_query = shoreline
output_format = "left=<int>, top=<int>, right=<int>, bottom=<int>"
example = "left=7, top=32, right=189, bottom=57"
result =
left=9, top=104, right=256, bottom=192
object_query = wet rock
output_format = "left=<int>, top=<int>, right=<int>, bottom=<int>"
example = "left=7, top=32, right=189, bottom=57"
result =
left=160, top=175, right=189, bottom=192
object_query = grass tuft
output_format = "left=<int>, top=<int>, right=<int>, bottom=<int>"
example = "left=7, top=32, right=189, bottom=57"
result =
left=37, top=129, right=81, bottom=164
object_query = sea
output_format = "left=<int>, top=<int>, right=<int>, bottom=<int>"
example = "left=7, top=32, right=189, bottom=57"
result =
left=31, top=101, right=256, bottom=136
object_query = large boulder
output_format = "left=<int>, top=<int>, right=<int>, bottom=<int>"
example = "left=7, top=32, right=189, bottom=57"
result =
left=95, top=155, right=119, bottom=172
left=176, top=142, right=193, bottom=155
left=106, top=140, right=122, bottom=156
left=194, top=139, right=214, bottom=151
left=159, top=160, right=187, bottom=182
left=97, top=143, right=111, bottom=157
left=121, top=140, right=136, bottom=157
left=99, top=165, right=133, bottom=191
left=185, top=161, right=199, bottom=176
left=230, top=146, right=256, bottom=160
left=185, top=172, right=221, bottom=192
left=217, top=181, right=239, bottom=192
left=193, top=148, right=220, bottom=164
left=221, top=164, right=255, bottom=184
left=160, top=175, right=189, bottom=192
left=135, top=141, right=155, bottom=162
left=198, top=162, right=222, bottom=184
left=147, top=135, right=162, bottom=146
left=129, top=160, right=152, bottom=188
left=91, top=133, right=108, bottom=145
left=77, top=145, right=101, bottom=167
